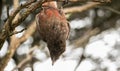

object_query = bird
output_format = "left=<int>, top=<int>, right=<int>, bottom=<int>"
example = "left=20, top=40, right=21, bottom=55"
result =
left=36, top=1, right=70, bottom=65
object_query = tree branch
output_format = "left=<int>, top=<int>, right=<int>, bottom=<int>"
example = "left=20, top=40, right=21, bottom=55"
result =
left=12, top=46, right=38, bottom=71
left=71, top=28, right=100, bottom=47
left=0, top=21, right=36, bottom=71
left=64, top=2, right=101, bottom=13
left=0, top=0, right=44, bottom=49
left=54, top=0, right=111, bottom=2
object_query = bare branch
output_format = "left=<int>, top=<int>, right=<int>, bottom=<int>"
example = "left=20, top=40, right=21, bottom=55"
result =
left=12, top=46, right=38, bottom=71
left=0, top=0, right=3, bottom=19
left=64, top=2, right=101, bottom=13
left=0, top=21, right=36, bottom=71
left=74, top=48, right=85, bottom=71
left=6, top=5, right=9, bottom=18
left=0, top=0, right=44, bottom=49
left=10, top=28, right=27, bottom=36
left=71, top=28, right=100, bottom=47
left=98, top=6, right=120, bottom=15
left=54, top=0, right=111, bottom=2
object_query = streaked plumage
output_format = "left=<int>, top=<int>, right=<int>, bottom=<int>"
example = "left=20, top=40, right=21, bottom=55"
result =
left=36, top=1, right=70, bottom=65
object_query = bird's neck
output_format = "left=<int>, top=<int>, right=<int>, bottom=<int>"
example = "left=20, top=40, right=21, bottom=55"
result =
left=42, top=1, right=57, bottom=8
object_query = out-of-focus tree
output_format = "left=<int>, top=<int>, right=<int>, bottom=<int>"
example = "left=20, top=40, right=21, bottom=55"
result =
left=0, top=0, right=120, bottom=71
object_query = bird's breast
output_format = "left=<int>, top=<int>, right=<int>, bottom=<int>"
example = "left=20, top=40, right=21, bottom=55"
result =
left=36, top=8, right=69, bottom=42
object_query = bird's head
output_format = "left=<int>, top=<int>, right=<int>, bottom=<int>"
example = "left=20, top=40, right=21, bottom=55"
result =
left=47, top=41, right=66, bottom=65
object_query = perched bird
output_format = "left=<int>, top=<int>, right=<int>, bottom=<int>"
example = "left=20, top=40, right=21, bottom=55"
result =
left=36, top=1, right=70, bottom=65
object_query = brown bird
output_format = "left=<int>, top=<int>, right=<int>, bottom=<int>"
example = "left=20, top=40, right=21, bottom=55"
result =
left=36, top=1, right=70, bottom=65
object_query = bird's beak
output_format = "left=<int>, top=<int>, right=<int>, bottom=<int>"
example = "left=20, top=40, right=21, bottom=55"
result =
left=52, top=57, right=56, bottom=65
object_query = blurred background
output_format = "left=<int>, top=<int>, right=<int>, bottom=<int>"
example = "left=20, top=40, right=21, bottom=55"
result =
left=0, top=0, right=120, bottom=71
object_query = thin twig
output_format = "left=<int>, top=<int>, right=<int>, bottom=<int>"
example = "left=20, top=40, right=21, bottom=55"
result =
left=98, top=6, right=120, bottom=15
left=6, top=5, right=13, bottom=32
left=64, top=2, right=101, bottom=13
left=9, top=28, right=27, bottom=36
left=74, top=48, right=85, bottom=71
left=6, top=5, right=9, bottom=18
left=5, top=0, right=36, bottom=28
left=53, top=0, right=111, bottom=2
